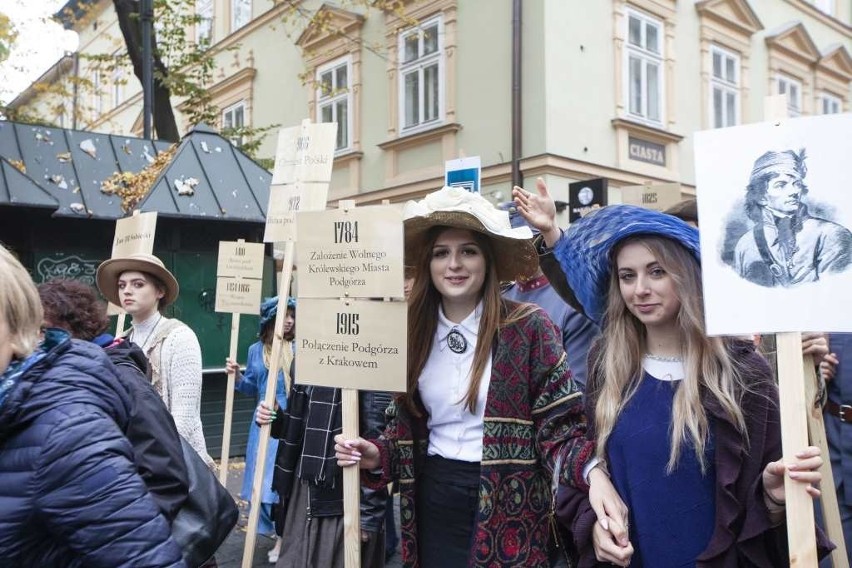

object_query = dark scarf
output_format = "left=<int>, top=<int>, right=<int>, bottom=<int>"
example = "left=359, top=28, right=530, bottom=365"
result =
left=0, top=329, right=67, bottom=409
left=274, top=383, right=342, bottom=493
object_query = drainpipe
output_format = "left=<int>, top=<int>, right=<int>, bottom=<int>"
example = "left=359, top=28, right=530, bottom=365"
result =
left=511, top=0, right=523, bottom=188
left=141, top=0, right=154, bottom=139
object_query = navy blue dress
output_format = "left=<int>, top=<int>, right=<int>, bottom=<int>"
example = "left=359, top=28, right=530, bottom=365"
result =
left=607, top=372, right=716, bottom=567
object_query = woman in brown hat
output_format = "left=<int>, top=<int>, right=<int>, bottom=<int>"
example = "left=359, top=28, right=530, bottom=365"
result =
left=97, top=253, right=213, bottom=467
left=333, top=187, right=592, bottom=567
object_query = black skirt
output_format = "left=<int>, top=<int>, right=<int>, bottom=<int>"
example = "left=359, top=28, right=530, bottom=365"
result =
left=416, top=454, right=481, bottom=568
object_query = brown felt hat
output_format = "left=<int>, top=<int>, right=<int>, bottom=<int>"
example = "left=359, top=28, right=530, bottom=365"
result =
left=403, top=186, right=538, bottom=281
left=96, top=253, right=179, bottom=307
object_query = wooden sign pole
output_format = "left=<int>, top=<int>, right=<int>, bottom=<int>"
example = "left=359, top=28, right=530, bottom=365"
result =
left=762, top=95, right=816, bottom=567
left=803, top=354, right=849, bottom=567
left=777, top=332, right=819, bottom=566
left=241, top=241, right=295, bottom=568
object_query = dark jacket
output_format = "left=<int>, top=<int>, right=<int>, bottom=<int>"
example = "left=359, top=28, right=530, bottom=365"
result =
left=104, top=338, right=190, bottom=522
left=0, top=333, right=185, bottom=567
left=269, top=363, right=389, bottom=524
left=557, top=341, right=833, bottom=567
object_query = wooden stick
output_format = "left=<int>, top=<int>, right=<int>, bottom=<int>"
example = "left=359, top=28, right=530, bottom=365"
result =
left=241, top=241, right=295, bottom=568
left=115, top=312, right=126, bottom=337
left=804, top=355, right=849, bottom=567
left=342, top=388, right=361, bottom=568
left=777, top=332, right=818, bottom=566
left=219, top=311, right=241, bottom=486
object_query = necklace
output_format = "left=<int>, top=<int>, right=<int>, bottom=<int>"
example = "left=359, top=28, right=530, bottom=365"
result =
left=132, top=314, right=163, bottom=350
left=447, top=327, right=468, bottom=354
left=644, top=353, right=683, bottom=363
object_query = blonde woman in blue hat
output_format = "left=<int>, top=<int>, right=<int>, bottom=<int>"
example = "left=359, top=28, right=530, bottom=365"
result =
left=226, top=296, right=293, bottom=563
left=513, top=182, right=830, bottom=566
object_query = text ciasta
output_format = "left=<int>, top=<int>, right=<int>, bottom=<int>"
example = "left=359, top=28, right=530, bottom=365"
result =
left=301, top=338, right=399, bottom=357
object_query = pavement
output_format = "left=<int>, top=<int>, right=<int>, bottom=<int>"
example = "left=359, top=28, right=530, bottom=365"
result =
left=215, top=458, right=402, bottom=567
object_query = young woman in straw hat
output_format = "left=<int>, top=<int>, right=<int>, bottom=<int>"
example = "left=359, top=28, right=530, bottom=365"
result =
left=97, top=253, right=213, bottom=468
left=513, top=181, right=830, bottom=566
left=334, top=186, right=592, bottom=567
left=225, top=296, right=293, bottom=563
left=0, top=246, right=185, bottom=566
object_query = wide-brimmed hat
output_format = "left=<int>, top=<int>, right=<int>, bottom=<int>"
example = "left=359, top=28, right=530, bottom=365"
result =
left=96, top=253, right=180, bottom=308
left=259, top=296, right=296, bottom=331
left=403, top=186, right=538, bottom=281
left=553, top=204, right=700, bottom=324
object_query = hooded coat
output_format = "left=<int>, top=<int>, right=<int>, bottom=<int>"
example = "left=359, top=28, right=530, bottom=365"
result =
left=0, top=331, right=185, bottom=567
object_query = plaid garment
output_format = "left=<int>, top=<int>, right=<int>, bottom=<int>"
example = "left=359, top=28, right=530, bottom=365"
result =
left=272, top=383, right=342, bottom=499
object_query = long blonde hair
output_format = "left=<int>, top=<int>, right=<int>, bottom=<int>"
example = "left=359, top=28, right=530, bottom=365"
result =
left=0, top=245, right=44, bottom=360
left=403, top=226, right=534, bottom=415
left=591, top=236, right=748, bottom=473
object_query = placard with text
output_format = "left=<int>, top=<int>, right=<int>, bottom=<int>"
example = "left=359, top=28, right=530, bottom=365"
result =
left=108, top=211, right=158, bottom=314
left=263, top=182, right=330, bottom=243
left=295, top=299, right=407, bottom=392
left=296, top=205, right=404, bottom=298
left=621, top=183, right=681, bottom=211
left=271, top=122, right=337, bottom=184
left=215, top=240, right=265, bottom=314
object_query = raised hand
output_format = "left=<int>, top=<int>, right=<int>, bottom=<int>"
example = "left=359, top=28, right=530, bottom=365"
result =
left=512, top=177, right=561, bottom=247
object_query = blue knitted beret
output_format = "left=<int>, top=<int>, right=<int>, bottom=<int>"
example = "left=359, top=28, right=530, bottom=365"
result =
left=552, top=205, right=701, bottom=324
left=259, top=296, right=296, bottom=330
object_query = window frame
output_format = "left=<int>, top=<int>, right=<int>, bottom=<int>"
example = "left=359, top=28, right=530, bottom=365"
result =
left=820, top=91, right=842, bottom=115
left=709, top=45, right=740, bottom=128
left=196, top=0, right=213, bottom=45
left=231, top=0, right=251, bottom=32
left=221, top=100, right=247, bottom=147
left=624, top=8, right=665, bottom=126
left=112, top=50, right=125, bottom=109
left=397, top=15, right=445, bottom=134
left=316, top=56, right=353, bottom=154
left=776, top=74, right=803, bottom=117
left=812, top=0, right=834, bottom=15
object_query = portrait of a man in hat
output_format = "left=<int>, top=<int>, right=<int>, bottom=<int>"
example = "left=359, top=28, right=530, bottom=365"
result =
left=730, top=148, right=852, bottom=287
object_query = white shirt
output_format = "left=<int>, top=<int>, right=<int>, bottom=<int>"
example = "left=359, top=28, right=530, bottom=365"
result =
left=418, top=303, right=491, bottom=462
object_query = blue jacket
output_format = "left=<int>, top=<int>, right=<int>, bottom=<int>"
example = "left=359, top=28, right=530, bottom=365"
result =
left=0, top=332, right=186, bottom=567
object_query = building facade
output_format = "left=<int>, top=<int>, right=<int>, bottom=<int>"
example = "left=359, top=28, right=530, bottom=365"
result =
left=9, top=0, right=852, bottom=213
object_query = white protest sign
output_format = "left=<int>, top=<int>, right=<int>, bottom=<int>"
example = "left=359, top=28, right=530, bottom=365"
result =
left=295, top=298, right=407, bottom=392
left=695, top=113, right=852, bottom=335
left=271, top=122, right=337, bottom=184
left=296, top=205, right=404, bottom=298
left=263, top=182, right=329, bottom=243
left=620, top=183, right=681, bottom=211
left=214, top=240, right=265, bottom=314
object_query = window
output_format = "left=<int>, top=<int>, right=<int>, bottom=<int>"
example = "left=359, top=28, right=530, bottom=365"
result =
left=231, top=0, right=250, bottom=31
left=112, top=51, right=124, bottom=108
left=820, top=92, right=842, bottom=114
left=710, top=46, right=739, bottom=128
left=196, top=0, right=213, bottom=45
left=222, top=102, right=245, bottom=146
left=776, top=75, right=802, bottom=117
left=813, top=0, right=834, bottom=14
left=398, top=16, right=443, bottom=132
left=625, top=9, right=664, bottom=124
left=316, top=58, right=351, bottom=152
left=91, top=71, right=103, bottom=116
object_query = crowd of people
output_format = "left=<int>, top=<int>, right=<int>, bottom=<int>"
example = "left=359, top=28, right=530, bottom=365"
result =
left=0, top=174, right=845, bottom=567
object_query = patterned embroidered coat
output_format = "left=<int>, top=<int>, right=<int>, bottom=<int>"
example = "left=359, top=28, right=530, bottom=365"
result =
left=363, top=306, right=595, bottom=567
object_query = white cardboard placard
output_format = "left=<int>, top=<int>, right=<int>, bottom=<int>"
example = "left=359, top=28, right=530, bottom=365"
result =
left=695, top=113, right=852, bottom=335
left=271, top=122, right=337, bottom=184
left=263, top=182, right=330, bottom=243
left=296, top=205, right=404, bottom=299
left=295, top=298, right=407, bottom=392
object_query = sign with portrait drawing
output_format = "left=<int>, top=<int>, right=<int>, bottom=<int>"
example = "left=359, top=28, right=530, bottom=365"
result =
left=296, top=205, right=405, bottom=299
left=295, top=299, right=407, bottom=392
left=695, top=113, right=852, bottom=335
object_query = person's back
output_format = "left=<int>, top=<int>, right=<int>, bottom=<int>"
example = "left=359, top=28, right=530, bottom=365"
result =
left=0, top=330, right=185, bottom=566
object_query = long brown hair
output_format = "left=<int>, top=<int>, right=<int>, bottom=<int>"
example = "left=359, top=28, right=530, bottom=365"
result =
left=591, top=235, right=748, bottom=473
left=403, top=226, right=533, bottom=415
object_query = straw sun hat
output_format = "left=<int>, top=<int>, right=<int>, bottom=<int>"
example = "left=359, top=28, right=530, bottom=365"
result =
left=403, top=186, right=538, bottom=281
left=96, top=253, right=180, bottom=308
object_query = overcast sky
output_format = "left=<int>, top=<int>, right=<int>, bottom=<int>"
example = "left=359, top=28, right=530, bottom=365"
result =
left=1, top=0, right=79, bottom=105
